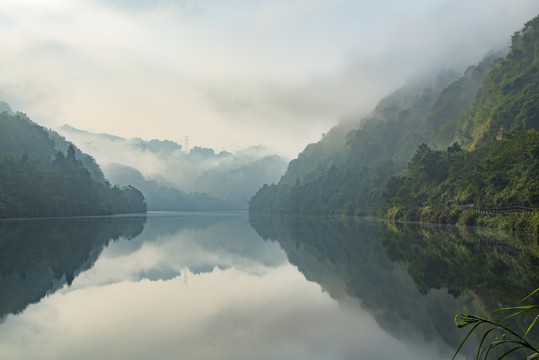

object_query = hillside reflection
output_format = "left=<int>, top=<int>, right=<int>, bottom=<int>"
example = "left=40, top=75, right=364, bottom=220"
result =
left=381, top=222, right=539, bottom=305
left=0, top=215, right=146, bottom=318
left=249, top=215, right=539, bottom=356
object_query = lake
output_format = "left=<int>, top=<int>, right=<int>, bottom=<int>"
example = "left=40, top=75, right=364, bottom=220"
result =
left=1, top=212, right=537, bottom=360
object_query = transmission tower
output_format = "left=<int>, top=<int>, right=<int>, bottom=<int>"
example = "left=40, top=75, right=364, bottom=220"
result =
left=184, top=136, right=189, bottom=154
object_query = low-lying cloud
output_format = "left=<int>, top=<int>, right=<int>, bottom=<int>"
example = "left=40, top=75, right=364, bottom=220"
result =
left=0, top=0, right=537, bottom=157
left=58, top=125, right=288, bottom=206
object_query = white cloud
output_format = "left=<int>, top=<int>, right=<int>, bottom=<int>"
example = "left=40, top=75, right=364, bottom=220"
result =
left=0, top=0, right=537, bottom=157
left=254, top=0, right=346, bottom=25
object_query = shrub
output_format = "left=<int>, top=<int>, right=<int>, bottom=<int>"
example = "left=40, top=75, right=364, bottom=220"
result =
left=458, top=209, right=479, bottom=226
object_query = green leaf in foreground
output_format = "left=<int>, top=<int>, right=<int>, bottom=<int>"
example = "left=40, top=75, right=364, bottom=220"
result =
left=453, top=288, right=539, bottom=360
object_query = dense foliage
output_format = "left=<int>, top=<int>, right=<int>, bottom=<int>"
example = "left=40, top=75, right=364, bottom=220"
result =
left=381, top=131, right=539, bottom=234
left=0, top=111, right=147, bottom=217
left=455, top=16, right=539, bottom=148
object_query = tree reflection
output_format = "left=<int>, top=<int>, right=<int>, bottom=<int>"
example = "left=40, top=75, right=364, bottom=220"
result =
left=0, top=215, right=146, bottom=318
left=249, top=215, right=539, bottom=357
left=381, top=222, right=539, bottom=307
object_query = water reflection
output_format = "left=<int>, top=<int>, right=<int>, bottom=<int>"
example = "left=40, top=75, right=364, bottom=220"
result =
left=381, top=221, right=539, bottom=351
left=2, top=213, right=536, bottom=359
left=249, top=215, right=539, bottom=358
left=381, top=222, right=539, bottom=305
left=72, top=212, right=288, bottom=288
left=0, top=215, right=146, bottom=319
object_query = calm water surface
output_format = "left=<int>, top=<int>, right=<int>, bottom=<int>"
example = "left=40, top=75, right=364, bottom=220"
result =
left=1, top=212, right=537, bottom=360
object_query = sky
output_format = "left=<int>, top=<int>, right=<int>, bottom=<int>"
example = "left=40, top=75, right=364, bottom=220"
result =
left=0, top=0, right=538, bottom=157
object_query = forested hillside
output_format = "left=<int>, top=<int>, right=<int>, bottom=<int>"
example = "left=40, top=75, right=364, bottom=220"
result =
left=455, top=16, right=539, bottom=148
left=250, top=15, right=539, bottom=228
left=382, top=131, right=539, bottom=232
left=382, top=16, right=539, bottom=233
left=250, top=60, right=493, bottom=215
left=0, top=109, right=146, bottom=217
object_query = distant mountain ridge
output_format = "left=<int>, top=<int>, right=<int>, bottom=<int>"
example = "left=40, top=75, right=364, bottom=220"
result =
left=61, top=125, right=188, bottom=155
left=0, top=101, right=13, bottom=114
left=59, top=125, right=288, bottom=211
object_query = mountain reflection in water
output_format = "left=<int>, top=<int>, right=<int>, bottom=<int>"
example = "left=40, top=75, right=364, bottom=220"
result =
left=1, top=212, right=537, bottom=360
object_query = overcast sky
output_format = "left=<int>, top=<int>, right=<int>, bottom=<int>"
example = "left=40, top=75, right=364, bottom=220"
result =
left=0, top=1, right=537, bottom=157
